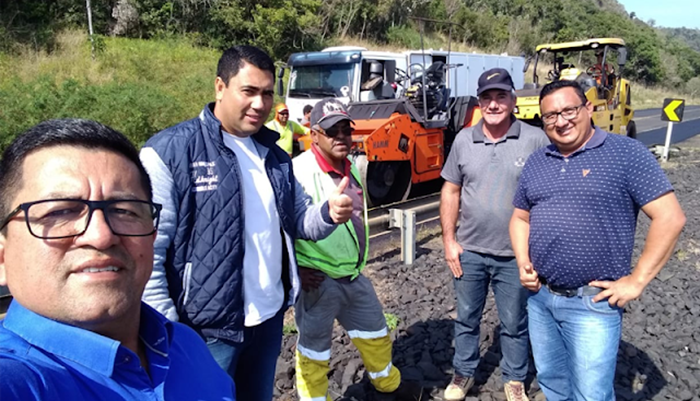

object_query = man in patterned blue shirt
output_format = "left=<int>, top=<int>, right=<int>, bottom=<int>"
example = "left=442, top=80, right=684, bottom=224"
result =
left=509, top=80, right=686, bottom=401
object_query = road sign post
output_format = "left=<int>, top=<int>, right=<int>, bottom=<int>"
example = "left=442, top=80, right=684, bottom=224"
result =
left=662, top=122, right=674, bottom=162
left=660, top=98, right=685, bottom=162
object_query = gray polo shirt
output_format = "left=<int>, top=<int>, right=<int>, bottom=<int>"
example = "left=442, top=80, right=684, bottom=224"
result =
left=441, top=117, right=549, bottom=257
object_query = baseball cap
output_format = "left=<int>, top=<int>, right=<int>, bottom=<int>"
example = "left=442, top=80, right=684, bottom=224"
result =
left=310, top=98, right=354, bottom=130
left=476, top=68, right=515, bottom=96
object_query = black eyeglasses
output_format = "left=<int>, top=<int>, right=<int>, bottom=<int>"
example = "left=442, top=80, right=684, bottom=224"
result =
left=541, top=104, right=586, bottom=125
left=318, top=126, right=354, bottom=138
left=0, top=199, right=162, bottom=239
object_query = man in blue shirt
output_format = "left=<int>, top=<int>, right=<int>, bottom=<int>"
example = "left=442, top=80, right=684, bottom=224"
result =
left=509, top=80, right=686, bottom=401
left=0, top=119, right=235, bottom=400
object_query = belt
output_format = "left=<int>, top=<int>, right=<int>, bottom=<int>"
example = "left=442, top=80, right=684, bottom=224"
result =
left=540, top=278, right=603, bottom=298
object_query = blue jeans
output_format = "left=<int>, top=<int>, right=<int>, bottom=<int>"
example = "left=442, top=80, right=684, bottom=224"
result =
left=206, top=307, right=285, bottom=401
left=452, top=250, right=529, bottom=382
left=528, top=285, right=623, bottom=401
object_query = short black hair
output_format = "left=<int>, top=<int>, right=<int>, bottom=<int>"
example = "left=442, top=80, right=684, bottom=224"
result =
left=0, top=119, right=153, bottom=217
left=216, top=45, right=275, bottom=86
left=539, top=80, right=588, bottom=105
left=303, top=104, right=313, bottom=115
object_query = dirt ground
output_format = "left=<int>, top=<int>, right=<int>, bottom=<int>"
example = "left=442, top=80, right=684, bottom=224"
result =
left=275, top=139, right=700, bottom=401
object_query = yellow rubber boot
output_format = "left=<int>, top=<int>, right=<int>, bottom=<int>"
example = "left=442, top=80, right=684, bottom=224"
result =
left=350, top=334, right=401, bottom=393
left=295, top=348, right=333, bottom=401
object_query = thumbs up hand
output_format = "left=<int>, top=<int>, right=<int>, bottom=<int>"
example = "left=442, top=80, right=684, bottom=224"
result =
left=328, top=176, right=353, bottom=224
left=519, top=263, right=541, bottom=292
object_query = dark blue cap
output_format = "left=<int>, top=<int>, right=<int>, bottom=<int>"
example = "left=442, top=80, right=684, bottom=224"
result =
left=477, top=68, right=515, bottom=96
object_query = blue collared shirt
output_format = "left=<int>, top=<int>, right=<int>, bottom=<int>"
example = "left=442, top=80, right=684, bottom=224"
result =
left=0, top=301, right=235, bottom=400
left=513, top=127, right=673, bottom=288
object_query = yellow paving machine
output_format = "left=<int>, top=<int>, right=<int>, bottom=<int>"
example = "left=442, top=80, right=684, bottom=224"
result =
left=515, top=38, right=636, bottom=138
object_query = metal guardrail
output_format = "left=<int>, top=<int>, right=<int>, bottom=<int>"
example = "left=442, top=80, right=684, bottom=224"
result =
left=367, top=193, right=441, bottom=264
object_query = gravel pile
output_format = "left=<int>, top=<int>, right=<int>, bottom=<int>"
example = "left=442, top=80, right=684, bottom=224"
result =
left=275, top=147, right=700, bottom=401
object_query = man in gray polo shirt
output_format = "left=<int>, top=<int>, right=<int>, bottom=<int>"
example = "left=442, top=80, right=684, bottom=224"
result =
left=440, top=68, right=549, bottom=401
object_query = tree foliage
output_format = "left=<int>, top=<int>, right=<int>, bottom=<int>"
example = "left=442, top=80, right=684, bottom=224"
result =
left=2, top=0, right=700, bottom=87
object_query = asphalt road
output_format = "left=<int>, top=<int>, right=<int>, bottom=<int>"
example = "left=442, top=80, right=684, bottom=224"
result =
left=635, top=105, right=700, bottom=145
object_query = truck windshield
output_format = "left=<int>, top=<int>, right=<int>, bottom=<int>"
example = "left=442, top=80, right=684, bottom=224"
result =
left=289, top=64, right=354, bottom=98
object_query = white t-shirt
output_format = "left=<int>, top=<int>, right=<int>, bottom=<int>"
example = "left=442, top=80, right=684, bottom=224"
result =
left=222, top=133, right=283, bottom=327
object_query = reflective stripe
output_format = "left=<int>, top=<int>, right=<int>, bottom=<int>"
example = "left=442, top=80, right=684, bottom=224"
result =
left=182, top=262, right=193, bottom=305
left=299, top=397, right=328, bottom=401
left=297, top=343, right=331, bottom=361
left=347, top=327, right=387, bottom=339
left=367, top=361, right=393, bottom=379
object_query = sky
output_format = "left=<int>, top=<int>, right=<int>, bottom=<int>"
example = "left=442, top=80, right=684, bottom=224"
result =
left=616, top=0, right=700, bottom=29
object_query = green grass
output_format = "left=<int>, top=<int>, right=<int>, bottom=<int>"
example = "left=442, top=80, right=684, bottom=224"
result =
left=282, top=323, right=298, bottom=336
left=0, top=30, right=219, bottom=148
left=0, top=30, right=291, bottom=149
left=633, top=84, right=700, bottom=109
left=384, top=312, right=400, bottom=332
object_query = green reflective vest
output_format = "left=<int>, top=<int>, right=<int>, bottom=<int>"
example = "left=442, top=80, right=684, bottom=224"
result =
left=292, top=151, right=369, bottom=280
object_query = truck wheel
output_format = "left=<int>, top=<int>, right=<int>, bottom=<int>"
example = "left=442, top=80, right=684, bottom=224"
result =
left=355, top=155, right=411, bottom=207
left=627, top=120, right=637, bottom=139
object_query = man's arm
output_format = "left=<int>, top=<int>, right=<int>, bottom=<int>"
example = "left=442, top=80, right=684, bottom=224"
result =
left=139, top=147, right=179, bottom=321
left=440, top=181, right=463, bottom=278
left=509, top=207, right=540, bottom=291
left=292, top=121, right=310, bottom=138
left=591, top=192, right=685, bottom=306
left=290, top=156, right=330, bottom=241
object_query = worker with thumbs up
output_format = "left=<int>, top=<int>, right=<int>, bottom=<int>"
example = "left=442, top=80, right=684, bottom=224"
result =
left=292, top=98, right=423, bottom=401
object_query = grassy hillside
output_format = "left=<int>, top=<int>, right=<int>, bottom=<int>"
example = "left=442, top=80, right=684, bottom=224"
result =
left=0, top=31, right=219, bottom=148
left=1, top=31, right=697, bottom=149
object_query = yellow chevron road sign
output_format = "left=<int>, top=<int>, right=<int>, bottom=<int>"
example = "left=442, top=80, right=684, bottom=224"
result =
left=661, top=99, right=685, bottom=122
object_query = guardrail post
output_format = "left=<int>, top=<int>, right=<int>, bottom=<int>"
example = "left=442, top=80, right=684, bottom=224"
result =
left=389, top=209, right=416, bottom=264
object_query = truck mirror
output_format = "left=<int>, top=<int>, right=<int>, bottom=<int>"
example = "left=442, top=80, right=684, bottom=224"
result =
left=523, top=56, right=531, bottom=73
left=617, top=48, right=627, bottom=66
left=276, top=66, right=286, bottom=96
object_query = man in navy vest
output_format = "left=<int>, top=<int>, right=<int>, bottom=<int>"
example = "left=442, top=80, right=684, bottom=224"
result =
left=140, top=45, right=353, bottom=400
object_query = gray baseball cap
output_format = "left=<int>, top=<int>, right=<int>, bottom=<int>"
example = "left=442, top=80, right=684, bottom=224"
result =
left=310, top=98, right=354, bottom=130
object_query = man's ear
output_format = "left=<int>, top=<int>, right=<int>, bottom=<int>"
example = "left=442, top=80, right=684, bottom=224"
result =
left=585, top=100, right=594, bottom=114
left=214, top=77, right=226, bottom=101
left=310, top=128, right=320, bottom=145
